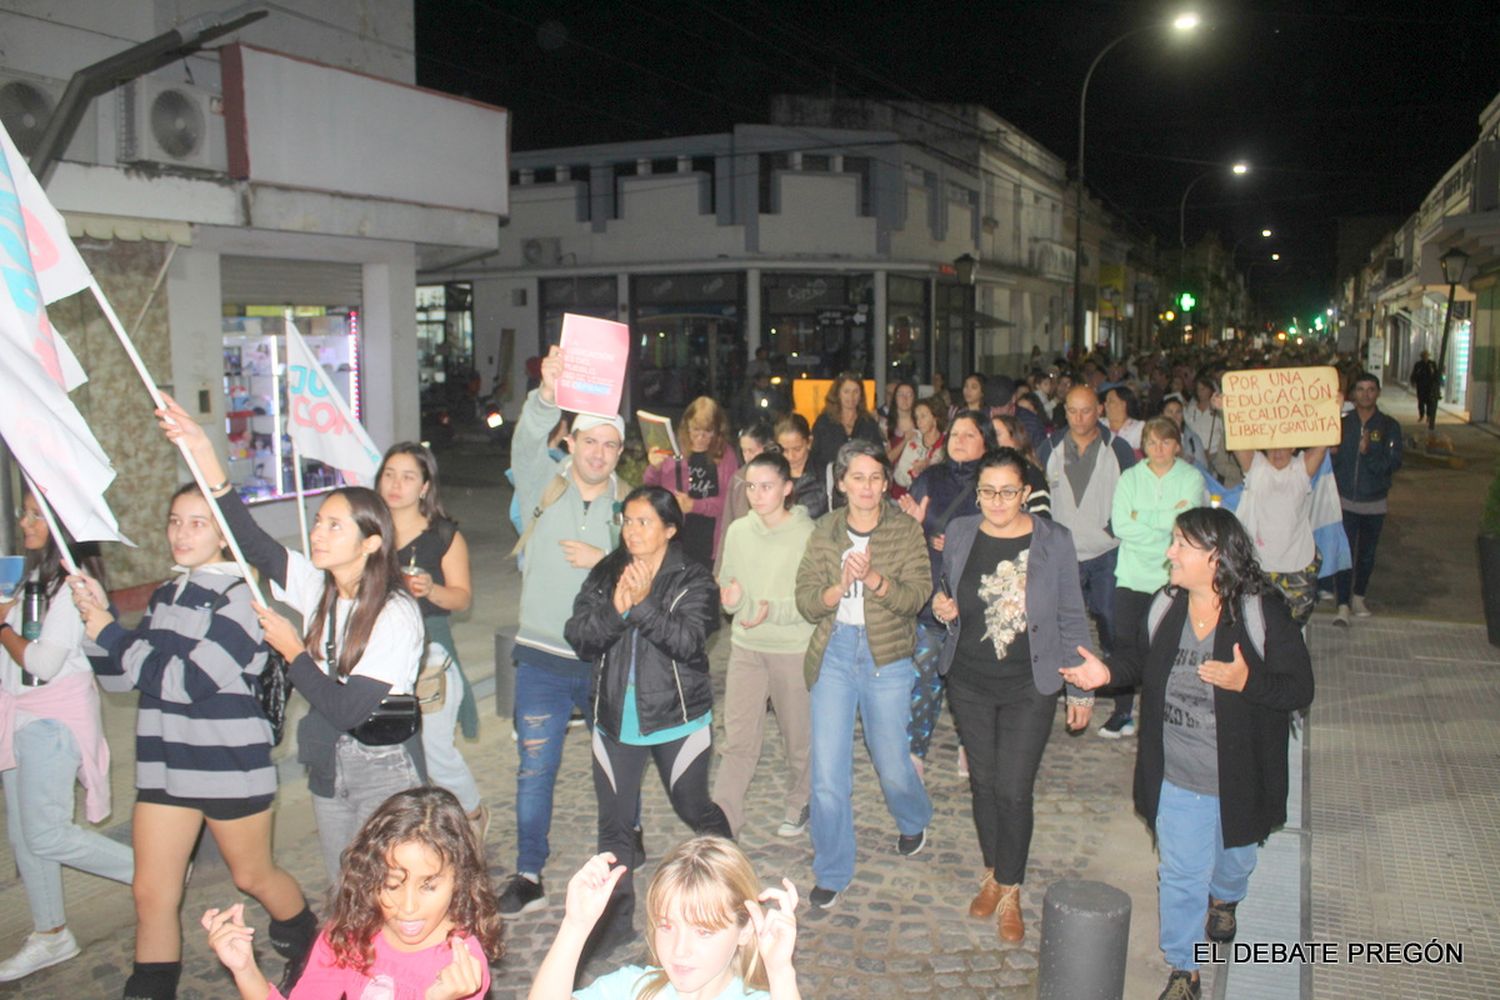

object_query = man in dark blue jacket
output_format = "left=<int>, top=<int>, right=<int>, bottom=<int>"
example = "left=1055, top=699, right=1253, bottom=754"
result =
left=1331, top=372, right=1403, bottom=625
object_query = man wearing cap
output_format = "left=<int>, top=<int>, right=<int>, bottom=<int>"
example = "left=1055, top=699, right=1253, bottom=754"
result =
left=500, top=344, right=627, bottom=918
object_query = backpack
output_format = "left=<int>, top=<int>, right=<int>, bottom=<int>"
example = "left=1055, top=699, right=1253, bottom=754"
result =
left=213, top=580, right=288, bottom=746
left=510, top=460, right=630, bottom=558
left=1146, top=589, right=1266, bottom=660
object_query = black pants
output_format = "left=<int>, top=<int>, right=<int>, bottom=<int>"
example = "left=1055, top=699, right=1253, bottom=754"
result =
left=1105, top=586, right=1155, bottom=722
left=589, top=724, right=731, bottom=944
left=948, top=677, right=1058, bottom=885
left=1417, top=390, right=1438, bottom=422
left=1336, top=511, right=1386, bottom=603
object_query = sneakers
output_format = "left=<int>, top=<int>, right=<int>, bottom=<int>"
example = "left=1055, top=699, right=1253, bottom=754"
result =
left=968, top=869, right=1003, bottom=918
left=1098, top=715, right=1136, bottom=739
left=1333, top=605, right=1351, bottom=627
left=1206, top=896, right=1239, bottom=942
left=808, top=886, right=841, bottom=910
left=896, top=829, right=927, bottom=857
left=1159, top=969, right=1201, bottom=1000
left=995, top=883, right=1023, bottom=943
left=1317, top=588, right=1335, bottom=604
left=776, top=805, right=810, bottom=838
left=1351, top=595, right=1372, bottom=618
left=498, top=873, right=547, bottom=917
left=0, top=928, right=80, bottom=982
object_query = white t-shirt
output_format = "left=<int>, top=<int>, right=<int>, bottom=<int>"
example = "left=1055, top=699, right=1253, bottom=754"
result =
left=272, top=551, right=423, bottom=694
left=1238, top=452, right=1315, bottom=573
left=836, top=528, right=872, bottom=625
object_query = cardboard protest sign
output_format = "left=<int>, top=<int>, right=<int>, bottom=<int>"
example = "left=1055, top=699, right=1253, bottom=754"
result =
left=557, top=313, right=630, bottom=418
left=1220, top=366, right=1342, bottom=451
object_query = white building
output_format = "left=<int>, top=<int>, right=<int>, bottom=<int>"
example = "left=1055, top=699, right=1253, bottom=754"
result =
left=424, top=100, right=1076, bottom=421
left=1, top=1, right=508, bottom=577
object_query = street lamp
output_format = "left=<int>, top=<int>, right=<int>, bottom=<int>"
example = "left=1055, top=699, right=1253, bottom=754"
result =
left=1179, top=161, right=1250, bottom=249
left=1431, top=246, right=1471, bottom=430
left=1072, top=10, right=1200, bottom=356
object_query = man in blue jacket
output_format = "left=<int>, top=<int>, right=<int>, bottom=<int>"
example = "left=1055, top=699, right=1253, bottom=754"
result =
left=1331, top=372, right=1403, bottom=625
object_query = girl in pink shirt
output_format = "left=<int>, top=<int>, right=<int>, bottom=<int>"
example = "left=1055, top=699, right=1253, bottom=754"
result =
left=204, top=787, right=502, bottom=1000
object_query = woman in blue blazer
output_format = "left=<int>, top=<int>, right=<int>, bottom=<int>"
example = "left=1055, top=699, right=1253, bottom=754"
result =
left=930, top=448, right=1094, bottom=944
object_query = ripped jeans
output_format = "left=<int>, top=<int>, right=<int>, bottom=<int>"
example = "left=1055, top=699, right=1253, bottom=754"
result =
left=512, top=658, right=594, bottom=876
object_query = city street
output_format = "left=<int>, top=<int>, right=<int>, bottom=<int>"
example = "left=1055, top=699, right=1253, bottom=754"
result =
left=1, top=388, right=1496, bottom=999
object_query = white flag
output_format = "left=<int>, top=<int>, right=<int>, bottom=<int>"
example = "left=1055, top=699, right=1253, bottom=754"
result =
left=0, top=126, right=130, bottom=544
left=0, top=124, right=90, bottom=390
left=284, top=321, right=381, bottom=486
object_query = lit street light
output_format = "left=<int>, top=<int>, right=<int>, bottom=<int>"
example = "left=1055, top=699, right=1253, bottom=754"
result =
left=1072, top=10, right=1200, bottom=355
left=1179, top=160, right=1250, bottom=249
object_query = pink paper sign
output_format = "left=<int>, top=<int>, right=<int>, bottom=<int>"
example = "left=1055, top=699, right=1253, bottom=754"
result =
left=557, top=313, right=630, bottom=418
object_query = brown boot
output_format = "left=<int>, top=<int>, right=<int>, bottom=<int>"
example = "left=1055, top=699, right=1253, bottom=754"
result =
left=968, top=870, right=1002, bottom=918
left=996, top=883, right=1024, bottom=943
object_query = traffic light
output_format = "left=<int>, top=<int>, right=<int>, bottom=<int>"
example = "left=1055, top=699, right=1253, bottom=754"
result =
left=1177, top=291, right=1197, bottom=312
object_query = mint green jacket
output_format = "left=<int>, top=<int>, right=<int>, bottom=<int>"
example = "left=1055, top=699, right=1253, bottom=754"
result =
left=1111, top=459, right=1207, bottom=593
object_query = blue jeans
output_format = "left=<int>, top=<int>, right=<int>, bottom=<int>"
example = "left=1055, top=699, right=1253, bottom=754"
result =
left=1335, top=511, right=1385, bottom=603
left=513, top=657, right=593, bottom=876
left=1078, top=548, right=1119, bottom=654
left=310, top=735, right=421, bottom=880
left=810, top=624, right=932, bottom=892
left=1156, top=780, right=1259, bottom=971
left=2, top=719, right=134, bottom=931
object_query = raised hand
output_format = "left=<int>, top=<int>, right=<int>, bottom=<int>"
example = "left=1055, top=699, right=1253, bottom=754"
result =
left=746, top=879, right=799, bottom=981
left=251, top=601, right=306, bottom=661
left=426, top=937, right=484, bottom=1000
left=561, top=852, right=628, bottom=934
left=539, top=345, right=564, bottom=404
left=202, top=904, right=258, bottom=976
left=897, top=493, right=930, bottom=524
left=1058, top=646, right=1110, bottom=691
left=1199, top=642, right=1249, bottom=692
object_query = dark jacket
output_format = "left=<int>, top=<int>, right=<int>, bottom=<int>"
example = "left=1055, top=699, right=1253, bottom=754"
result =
left=1107, top=589, right=1314, bottom=848
left=565, top=544, right=720, bottom=740
left=909, top=456, right=983, bottom=622
left=1332, top=408, right=1403, bottom=503
left=936, top=514, right=1090, bottom=700
left=810, top=412, right=884, bottom=479
left=1410, top=359, right=1440, bottom=393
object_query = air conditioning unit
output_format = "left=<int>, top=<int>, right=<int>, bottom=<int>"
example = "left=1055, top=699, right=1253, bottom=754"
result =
left=0, top=70, right=98, bottom=162
left=521, top=237, right=561, bottom=266
left=117, top=78, right=227, bottom=172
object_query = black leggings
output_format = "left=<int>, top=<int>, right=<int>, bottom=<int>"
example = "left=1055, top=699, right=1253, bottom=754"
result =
left=590, top=725, right=731, bottom=934
left=948, top=678, right=1058, bottom=885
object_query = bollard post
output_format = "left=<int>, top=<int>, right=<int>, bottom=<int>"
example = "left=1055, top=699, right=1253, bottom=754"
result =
left=1038, top=879, right=1132, bottom=1000
left=493, top=626, right=516, bottom=720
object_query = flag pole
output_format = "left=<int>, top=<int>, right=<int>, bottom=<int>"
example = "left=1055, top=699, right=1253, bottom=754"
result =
left=18, top=469, right=79, bottom=575
left=86, top=279, right=268, bottom=607
left=291, top=442, right=310, bottom=558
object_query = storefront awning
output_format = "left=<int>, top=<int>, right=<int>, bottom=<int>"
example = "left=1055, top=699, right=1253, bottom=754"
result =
left=64, top=212, right=192, bottom=246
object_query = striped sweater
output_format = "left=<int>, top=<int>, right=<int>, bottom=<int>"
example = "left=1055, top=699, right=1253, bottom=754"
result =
left=87, top=565, right=276, bottom=802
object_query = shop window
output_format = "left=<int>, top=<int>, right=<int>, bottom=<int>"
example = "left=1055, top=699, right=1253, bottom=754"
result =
left=631, top=272, right=744, bottom=412
left=763, top=273, right=873, bottom=383
left=887, top=274, right=930, bottom=386
left=221, top=308, right=363, bottom=503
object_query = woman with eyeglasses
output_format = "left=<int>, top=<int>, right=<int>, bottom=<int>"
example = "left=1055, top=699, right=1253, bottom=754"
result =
left=795, top=440, right=932, bottom=911
left=0, top=494, right=133, bottom=985
left=712, top=451, right=816, bottom=840
left=929, top=449, right=1094, bottom=944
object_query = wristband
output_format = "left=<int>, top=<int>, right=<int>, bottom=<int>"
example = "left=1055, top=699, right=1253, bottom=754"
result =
left=207, top=478, right=231, bottom=495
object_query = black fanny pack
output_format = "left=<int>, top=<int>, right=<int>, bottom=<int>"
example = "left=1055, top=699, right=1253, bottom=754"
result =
left=325, top=600, right=421, bottom=746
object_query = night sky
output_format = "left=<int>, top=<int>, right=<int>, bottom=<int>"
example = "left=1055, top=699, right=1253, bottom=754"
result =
left=415, top=0, right=1500, bottom=323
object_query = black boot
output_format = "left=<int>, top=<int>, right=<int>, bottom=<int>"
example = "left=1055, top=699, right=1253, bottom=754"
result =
left=122, top=960, right=181, bottom=1000
left=269, top=904, right=320, bottom=994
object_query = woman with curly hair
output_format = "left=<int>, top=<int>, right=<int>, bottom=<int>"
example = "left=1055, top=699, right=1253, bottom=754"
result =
left=1063, top=509, right=1314, bottom=1000
left=203, top=786, right=503, bottom=999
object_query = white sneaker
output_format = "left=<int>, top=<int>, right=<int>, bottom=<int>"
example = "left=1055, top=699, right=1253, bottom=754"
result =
left=1351, top=596, right=1372, bottom=618
left=1333, top=605, right=1351, bottom=627
left=0, top=929, right=80, bottom=982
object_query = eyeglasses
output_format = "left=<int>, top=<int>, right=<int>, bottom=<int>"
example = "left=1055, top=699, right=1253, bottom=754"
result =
left=976, top=486, right=1025, bottom=503
left=16, top=510, right=44, bottom=524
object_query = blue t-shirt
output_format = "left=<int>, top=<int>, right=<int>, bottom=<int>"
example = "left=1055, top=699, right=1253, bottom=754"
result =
left=575, top=965, right=768, bottom=1000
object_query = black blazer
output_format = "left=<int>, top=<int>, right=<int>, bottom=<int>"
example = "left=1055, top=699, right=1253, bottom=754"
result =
left=1107, top=589, right=1314, bottom=848
left=936, top=513, right=1091, bottom=699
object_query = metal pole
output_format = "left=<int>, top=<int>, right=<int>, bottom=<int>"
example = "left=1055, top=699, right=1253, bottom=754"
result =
left=0, top=441, right=14, bottom=556
left=1178, top=171, right=1210, bottom=250
left=1431, top=280, right=1458, bottom=433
